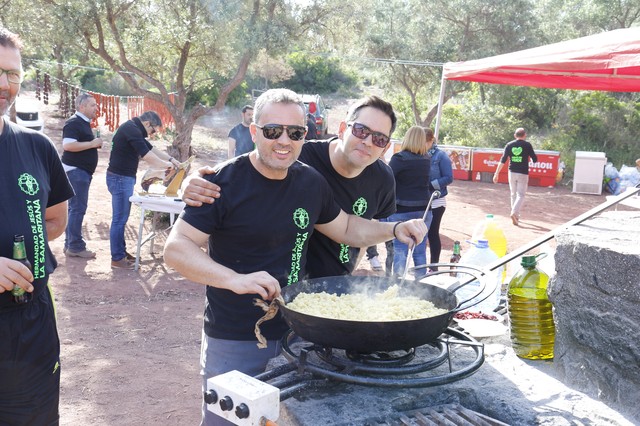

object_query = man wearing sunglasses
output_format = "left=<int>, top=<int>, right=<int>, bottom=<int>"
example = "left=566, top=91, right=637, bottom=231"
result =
left=183, top=95, right=398, bottom=279
left=106, top=110, right=180, bottom=269
left=164, top=88, right=424, bottom=426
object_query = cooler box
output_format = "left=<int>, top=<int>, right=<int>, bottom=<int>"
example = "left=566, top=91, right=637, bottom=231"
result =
left=573, top=151, right=606, bottom=195
left=440, top=145, right=472, bottom=180
left=471, top=148, right=560, bottom=187
left=471, top=148, right=506, bottom=183
left=528, top=150, right=560, bottom=188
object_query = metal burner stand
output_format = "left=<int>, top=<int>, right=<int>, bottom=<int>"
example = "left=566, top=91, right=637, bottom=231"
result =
left=255, top=328, right=484, bottom=398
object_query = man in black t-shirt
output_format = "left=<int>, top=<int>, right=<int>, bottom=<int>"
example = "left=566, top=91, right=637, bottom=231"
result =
left=106, top=111, right=179, bottom=269
left=163, top=89, right=425, bottom=426
left=493, top=127, right=538, bottom=225
left=227, top=104, right=254, bottom=158
left=183, top=95, right=398, bottom=278
left=0, top=27, right=74, bottom=425
left=61, top=92, right=103, bottom=258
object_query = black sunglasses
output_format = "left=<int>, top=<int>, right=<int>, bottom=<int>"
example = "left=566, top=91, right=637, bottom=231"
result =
left=255, top=124, right=307, bottom=141
left=347, top=122, right=390, bottom=148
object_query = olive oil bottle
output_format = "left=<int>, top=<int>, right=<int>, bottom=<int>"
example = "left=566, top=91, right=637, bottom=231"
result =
left=507, top=255, right=554, bottom=360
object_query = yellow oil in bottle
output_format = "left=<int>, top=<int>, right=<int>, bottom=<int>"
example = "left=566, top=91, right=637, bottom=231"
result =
left=507, top=256, right=554, bottom=360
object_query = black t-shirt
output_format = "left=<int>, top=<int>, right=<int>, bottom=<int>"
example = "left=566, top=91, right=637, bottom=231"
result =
left=180, top=155, right=341, bottom=341
left=61, top=114, right=99, bottom=174
left=500, top=139, right=538, bottom=175
left=107, top=117, right=153, bottom=177
left=0, top=118, right=74, bottom=310
left=228, top=123, right=254, bottom=157
left=299, top=140, right=396, bottom=278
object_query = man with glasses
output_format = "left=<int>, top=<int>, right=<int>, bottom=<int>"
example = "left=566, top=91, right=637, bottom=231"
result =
left=106, top=110, right=179, bottom=269
left=163, top=88, right=425, bottom=426
left=0, top=26, right=74, bottom=425
left=61, top=92, right=104, bottom=259
left=183, top=95, right=397, bottom=278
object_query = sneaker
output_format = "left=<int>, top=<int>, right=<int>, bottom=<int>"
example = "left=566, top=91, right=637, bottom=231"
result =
left=510, top=214, right=519, bottom=226
left=124, top=251, right=136, bottom=261
left=111, top=258, right=135, bottom=270
left=66, top=248, right=96, bottom=259
left=369, top=256, right=383, bottom=271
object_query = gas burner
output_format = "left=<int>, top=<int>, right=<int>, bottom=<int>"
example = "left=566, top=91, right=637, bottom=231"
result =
left=343, top=347, right=416, bottom=365
left=274, top=327, right=484, bottom=388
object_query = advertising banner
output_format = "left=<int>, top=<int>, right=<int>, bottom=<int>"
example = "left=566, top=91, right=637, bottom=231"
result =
left=471, top=148, right=560, bottom=187
left=439, top=145, right=472, bottom=180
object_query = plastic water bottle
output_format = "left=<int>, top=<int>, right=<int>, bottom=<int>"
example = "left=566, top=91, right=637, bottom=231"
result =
left=507, top=255, right=554, bottom=360
left=456, top=239, right=500, bottom=313
left=472, top=214, right=507, bottom=282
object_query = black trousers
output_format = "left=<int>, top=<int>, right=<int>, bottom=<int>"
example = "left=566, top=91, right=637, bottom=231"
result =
left=0, top=288, right=60, bottom=425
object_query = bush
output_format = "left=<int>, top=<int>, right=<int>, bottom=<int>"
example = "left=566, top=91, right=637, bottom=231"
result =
left=278, top=53, right=357, bottom=94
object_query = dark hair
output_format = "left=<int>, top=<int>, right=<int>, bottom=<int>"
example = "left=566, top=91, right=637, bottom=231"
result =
left=75, top=92, right=95, bottom=108
left=424, top=127, right=435, bottom=142
left=345, top=95, right=397, bottom=135
left=0, top=27, right=23, bottom=51
left=241, top=105, right=254, bottom=113
left=139, top=110, right=162, bottom=128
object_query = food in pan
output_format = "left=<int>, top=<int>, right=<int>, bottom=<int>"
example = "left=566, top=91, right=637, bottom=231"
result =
left=286, top=285, right=447, bottom=321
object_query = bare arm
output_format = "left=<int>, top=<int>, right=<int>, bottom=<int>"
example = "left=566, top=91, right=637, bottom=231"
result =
left=45, top=201, right=68, bottom=240
left=62, top=138, right=103, bottom=152
left=493, top=162, right=505, bottom=183
left=163, top=219, right=280, bottom=300
left=181, top=166, right=221, bottom=207
left=228, top=138, right=236, bottom=159
left=141, top=148, right=177, bottom=170
left=315, top=212, right=427, bottom=248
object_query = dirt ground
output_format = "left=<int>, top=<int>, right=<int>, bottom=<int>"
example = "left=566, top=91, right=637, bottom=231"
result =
left=29, top=93, right=619, bottom=425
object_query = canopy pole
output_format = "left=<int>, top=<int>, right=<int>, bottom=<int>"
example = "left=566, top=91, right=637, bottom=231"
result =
left=434, top=66, right=446, bottom=141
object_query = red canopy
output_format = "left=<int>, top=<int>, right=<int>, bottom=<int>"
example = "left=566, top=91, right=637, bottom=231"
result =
left=443, top=27, right=640, bottom=92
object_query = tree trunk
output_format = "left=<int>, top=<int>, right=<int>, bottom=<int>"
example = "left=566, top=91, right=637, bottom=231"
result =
left=169, top=103, right=208, bottom=161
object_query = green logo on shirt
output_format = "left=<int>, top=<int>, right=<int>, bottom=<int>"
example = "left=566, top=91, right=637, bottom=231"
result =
left=339, top=197, right=369, bottom=264
left=289, top=208, right=310, bottom=285
left=18, top=173, right=40, bottom=196
left=293, top=208, right=309, bottom=229
left=511, top=146, right=523, bottom=163
left=17, top=173, right=46, bottom=279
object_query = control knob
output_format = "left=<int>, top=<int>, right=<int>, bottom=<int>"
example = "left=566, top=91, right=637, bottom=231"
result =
left=235, top=403, right=250, bottom=419
left=219, top=396, right=234, bottom=411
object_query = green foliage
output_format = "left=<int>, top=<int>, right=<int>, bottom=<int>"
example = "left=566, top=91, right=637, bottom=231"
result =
left=277, top=53, right=357, bottom=94
left=438, top=96, right=536, bottom=148
left=79, top=70, right=137, bottom=96
left=185, top=76, right=250, bottom=109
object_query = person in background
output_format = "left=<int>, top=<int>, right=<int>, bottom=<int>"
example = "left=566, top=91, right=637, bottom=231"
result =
left=305, top=112, right=318, bottom=140
left=61, top=92, right=103, bottom=259
left=227, top=104, right=254, bottom=158
left=182, top=95, right=398, bottom=279
left=424, top=128, right=453, bottom=271
left=0, top=26, right=74, bottom=425
left=163, top=88, right=426, bottom=426
left=106, top=111, right=179, bottom=269
left=636, top=158, right=640, bottom=168
left=387, top=126, right=432, bottom=278
left=493, top=127, right=537, bottom=226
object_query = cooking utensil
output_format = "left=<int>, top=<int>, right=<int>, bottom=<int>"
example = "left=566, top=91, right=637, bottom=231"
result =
left=400, top=190, right=441, bottom=285
left=277, top=264, right=486, bottom=352
left=276, top=187, right=639, bottom=352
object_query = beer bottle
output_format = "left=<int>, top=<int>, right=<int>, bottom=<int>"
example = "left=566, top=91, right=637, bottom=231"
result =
left=96, top=129, right=101, bottom=138
left=449, top=240, right=461, bottom=276
left=11, top=235, right=32, bottom=304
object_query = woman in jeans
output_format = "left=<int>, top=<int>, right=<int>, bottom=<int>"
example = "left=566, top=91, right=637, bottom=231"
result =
left=388, top=126, right=431, bottom=278
left=424, top=128, right=453, bottom=271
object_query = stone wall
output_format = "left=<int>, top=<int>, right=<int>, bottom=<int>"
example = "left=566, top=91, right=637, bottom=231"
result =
left=549, top=211, right=640, bottom=421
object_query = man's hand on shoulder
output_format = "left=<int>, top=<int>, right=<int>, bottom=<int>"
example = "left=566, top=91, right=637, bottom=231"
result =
left=181, top=166, right=221, bottom=207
